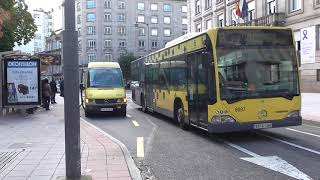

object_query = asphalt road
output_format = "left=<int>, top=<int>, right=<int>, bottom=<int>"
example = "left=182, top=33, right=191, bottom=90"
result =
left=82, top=93, right=320, bottom=180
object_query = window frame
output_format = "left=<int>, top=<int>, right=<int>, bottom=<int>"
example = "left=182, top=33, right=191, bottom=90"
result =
left=164, top=16, right=171, bottom=24
left=86, top=0, right=95, bottom=9
left=163, top=4, right=172, bottom=12
left=137, top=2, right=145, bottom=11
left=87, top=13, right=96, bottom=22
left=137, top=15, right=145, bottom=23
left=104, top=26, right=112, bottom=35
left=87, top=26, right=96, bottom=35
left=164, top=28, right=171, bottom=37
left=104, top=39, right=112, bottom=48
left=151, top=3, right=158, bottom=11
left=151, top=28, right=158, bottom=36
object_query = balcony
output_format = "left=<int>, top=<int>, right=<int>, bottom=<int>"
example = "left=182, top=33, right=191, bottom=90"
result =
left=232, top=13, right=286, bottom=27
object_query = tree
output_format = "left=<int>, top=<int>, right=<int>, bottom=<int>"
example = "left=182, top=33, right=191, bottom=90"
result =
left=118, top=53, right=137, bottom=81
left=0, top=0, right=37, bottom=52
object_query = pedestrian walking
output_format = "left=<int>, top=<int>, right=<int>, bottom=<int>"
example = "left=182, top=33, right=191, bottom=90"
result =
left=50, top=79, right=57, bottom=104
left=42, top=78, right=51, bottom=110
left=59, top=79, right=64, bottom=97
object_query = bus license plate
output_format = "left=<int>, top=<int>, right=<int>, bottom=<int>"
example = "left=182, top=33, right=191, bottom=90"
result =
left=101, top=108, right=113, bottom=112
left=253, top=123, right=272, bottom=129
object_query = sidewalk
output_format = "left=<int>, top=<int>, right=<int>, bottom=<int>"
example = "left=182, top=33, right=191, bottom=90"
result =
left=0, top=96, right=140, bottom=180
left=302, top=93, right=320, bottom=123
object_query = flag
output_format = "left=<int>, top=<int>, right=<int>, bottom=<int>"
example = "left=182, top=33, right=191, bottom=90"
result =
left=241, top=0, right=248, bottom=18
left=236, top=2, right=241, bottom=17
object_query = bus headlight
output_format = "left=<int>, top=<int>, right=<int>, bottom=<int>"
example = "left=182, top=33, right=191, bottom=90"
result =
left=288, top=111, right=300, bottom=118
left=212, top=116, right=236, bottom=123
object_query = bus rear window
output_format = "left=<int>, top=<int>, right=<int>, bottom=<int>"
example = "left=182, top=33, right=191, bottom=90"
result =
left=217, top=29, right=293, bottom=47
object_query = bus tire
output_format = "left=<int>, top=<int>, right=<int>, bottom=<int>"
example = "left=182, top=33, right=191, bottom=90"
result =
left=175, top=103, right=189, bottom=130
left=141, top=95, right=147, bottom=112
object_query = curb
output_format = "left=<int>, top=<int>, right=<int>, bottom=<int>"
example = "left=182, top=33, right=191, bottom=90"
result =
left=81, top=118, right=142, bottom=180
left=302, top=119, right=320, bottom=126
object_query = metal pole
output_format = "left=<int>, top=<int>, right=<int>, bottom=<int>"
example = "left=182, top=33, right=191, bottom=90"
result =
left=0, top=57, right=3, bottom=117
left=224, top=0, right=227, bottom=27
left=147, top=23, right=149, bottom=54
left=63, top=0, right=81, bottom=178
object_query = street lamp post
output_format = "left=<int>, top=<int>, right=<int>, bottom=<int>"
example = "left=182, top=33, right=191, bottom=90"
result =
left=135, top=22, right=150, bottom=54
left=63, top=0, right=81, bottom=179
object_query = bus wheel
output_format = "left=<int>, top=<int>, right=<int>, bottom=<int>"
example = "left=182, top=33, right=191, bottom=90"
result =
left=141, top=96, right=147, bottom=112
left=176, top=105, right=189, bottom=130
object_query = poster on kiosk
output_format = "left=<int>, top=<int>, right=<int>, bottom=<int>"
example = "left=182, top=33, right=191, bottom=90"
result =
left=3, top=57, right=41, bottom=106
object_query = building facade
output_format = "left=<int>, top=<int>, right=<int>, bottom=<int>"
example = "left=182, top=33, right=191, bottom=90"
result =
left=187, top=0, right=320, bottom=92
left=14, top=8, right=54, bottom=54
left=76, top=0, right=188, bottom=65
left=42, top=29, right=63, bottom=80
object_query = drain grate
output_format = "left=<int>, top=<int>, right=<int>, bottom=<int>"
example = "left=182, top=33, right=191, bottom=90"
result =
left=0, top=150, right=24, bottom=172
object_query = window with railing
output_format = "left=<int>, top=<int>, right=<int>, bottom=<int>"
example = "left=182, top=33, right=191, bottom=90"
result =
left=105, top=54, right=112, bottom=62
left=205, top=0, right=212, bottom=10
left=104, top=0, right=111, bottom=8
left=196, top=23, right=201, bottom=32
left=105, top=13, right=112, bottom=22
left=87, top=39, right=96, bottom=48
left=104, top=39, right=112, bottom=48
left=218, top=14, right=224, bottom=27
left=87, top=26, right=96, bottom=35
left=88, top=54, right=97, bottom=62
left=267, top=0, right=276, bottom=15
left=248, top=1, right=255, bottom=21
left=196, top=0, right=201, bottom=14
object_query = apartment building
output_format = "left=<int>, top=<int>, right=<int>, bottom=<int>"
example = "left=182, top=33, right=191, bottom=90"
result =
left=187, top=0, right=320, bottom=92
left=76, top=0, right=188, bottom=65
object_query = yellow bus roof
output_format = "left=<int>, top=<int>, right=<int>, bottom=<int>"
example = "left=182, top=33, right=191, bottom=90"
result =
left=88, top=62, right=120, bottom=68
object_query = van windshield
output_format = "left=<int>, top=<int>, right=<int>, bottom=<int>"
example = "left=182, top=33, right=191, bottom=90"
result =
left=88, top=68, right=123, bottom=88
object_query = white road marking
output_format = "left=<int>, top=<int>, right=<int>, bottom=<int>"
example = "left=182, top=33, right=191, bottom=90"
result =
left=286, top=128, right=320, bottom=138
left=254, top=132, right=320, bottom=155
left=137, top=137, right=144, bottom=158
left=223, top=140, right=312, bottom=180
left=132, top=120, right=140, bottom=127
left=126, top=114, right=132, bottom=118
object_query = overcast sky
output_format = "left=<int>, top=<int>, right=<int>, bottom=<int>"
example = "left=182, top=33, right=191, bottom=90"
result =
left=25, top=0, right=63, bottom=30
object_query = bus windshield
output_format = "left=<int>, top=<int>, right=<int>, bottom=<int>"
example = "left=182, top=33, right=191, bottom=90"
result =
left=88, top=68, right=123, bottom=88
left=217, top=29, right=299, bottom=103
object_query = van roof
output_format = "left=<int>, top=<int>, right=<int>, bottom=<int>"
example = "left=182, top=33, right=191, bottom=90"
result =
left=88, top=62, right=120, bottom=68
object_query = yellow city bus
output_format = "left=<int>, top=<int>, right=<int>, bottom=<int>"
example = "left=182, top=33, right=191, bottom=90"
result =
left=131, top=27, right=301, bottom=133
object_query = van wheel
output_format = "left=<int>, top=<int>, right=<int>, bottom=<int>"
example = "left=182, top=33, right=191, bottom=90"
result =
left=85, top=111, right=92, bottom=118
left=141, top=96, right=147, bottom=112
left=120, top=108, right=127, bottom=117
left=175, top=104, right=189, bottom=130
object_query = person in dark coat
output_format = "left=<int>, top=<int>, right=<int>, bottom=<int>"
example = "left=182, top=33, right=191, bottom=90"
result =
left=50, top=79, right=57, bottom=104
left=59, top=79, right=64, bottom=97
left=42, top=79, right=51, bottom=110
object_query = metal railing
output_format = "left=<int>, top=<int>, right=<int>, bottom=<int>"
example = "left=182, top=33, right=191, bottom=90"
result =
left=230, top=13, right=286, bottom=27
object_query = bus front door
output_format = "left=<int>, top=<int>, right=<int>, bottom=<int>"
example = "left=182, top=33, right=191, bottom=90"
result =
left=187, top=52, right=209, bottom=129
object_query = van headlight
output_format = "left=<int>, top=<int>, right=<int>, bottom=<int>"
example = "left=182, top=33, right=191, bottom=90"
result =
left=288, top=111, right=300, bottom=118
left=85, top=98, right=93, bottom=104
left=117, top=98, right=127, bottom=103
left=212, top=116, right=236, bottom=123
